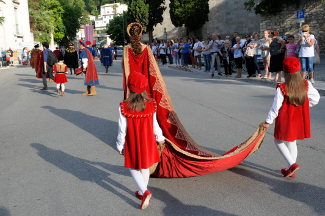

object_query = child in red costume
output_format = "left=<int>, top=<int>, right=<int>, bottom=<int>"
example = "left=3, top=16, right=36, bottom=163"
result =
left=263, top=57, right=320, bottom=177
left=116, top=72, right=165, bottom=210
left=53, top=55, right=68, bottom=96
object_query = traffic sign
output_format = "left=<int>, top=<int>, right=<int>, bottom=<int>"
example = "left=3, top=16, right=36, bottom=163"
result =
left=297, top=10, right=305, bottom=19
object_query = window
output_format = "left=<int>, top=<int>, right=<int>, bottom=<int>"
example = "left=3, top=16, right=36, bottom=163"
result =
left=104, top=21, right=106, bottom=23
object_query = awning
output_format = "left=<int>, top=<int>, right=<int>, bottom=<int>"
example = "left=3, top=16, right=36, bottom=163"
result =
left=96, top=40, right=105, bottom=46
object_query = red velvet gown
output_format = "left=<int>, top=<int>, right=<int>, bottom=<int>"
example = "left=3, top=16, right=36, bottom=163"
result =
left=274, top=81, right=311, bottom=141
left=120, top=100, right=160, bottom=169
left=36, top=52, right=50, bottom=79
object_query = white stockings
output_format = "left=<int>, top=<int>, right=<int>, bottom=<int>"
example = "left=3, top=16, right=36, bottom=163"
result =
left=56, top=83, right=65, bottom=91
left=274, top=138, right=297, bottom=169
left=129, top=168, right=150, bottom=195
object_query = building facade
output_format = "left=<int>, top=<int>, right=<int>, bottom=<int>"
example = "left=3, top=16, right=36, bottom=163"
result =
left=0, top=0, right=34, bottom=51
left=95, top=3, right=128, bottom=31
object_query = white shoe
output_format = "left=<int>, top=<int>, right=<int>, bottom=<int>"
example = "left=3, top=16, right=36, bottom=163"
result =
left=310, top=78, right=315, bottom=84
left=215, top=70, right=218, bottom=73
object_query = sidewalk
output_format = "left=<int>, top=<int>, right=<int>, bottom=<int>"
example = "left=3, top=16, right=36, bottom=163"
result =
left=0, top=64, right=26, bottom=70
left=161, top=55, right=325, bottom=96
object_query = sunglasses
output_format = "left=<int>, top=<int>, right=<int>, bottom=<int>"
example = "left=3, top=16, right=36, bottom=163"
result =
left=302, top=30, right=308, bottom=32
left=288, top=38, right=293, bottom=40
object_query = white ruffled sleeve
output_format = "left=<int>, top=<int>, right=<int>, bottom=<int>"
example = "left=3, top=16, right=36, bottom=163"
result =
left=307, top=81, right=320, bottom=107
left=266, top=87, right=284, bottom=124
left=116, top=106, right=127, bottom=152
left=153, top=112, right=165, bottom=142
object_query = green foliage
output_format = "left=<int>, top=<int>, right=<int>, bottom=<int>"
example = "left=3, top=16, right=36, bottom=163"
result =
left=128, top=0, right=149, bottom=31
left=106, top=11, right=130, bottom=45
left=244, top=0, right=301, bottom=15
left=0, top=17, right=5, bottom=26
left=169, top=0, right=209, bottom=32
left=146, top=0, right=166, bottom=32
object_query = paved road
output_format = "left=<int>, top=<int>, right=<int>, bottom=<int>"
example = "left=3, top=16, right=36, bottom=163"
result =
left=0, top=60, right=324, bottom=216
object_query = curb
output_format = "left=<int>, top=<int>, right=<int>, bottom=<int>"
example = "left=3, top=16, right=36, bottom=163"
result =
left=162, top=65, right=325, bottom=96
left=0, top=65, right=26, bottom=70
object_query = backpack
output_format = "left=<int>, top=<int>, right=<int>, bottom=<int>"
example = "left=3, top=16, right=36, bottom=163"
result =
left=47, top=51, right=57, bottom=66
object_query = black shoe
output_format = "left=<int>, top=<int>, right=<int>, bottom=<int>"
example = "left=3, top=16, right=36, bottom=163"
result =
left=211, top=73, right=214, bottom=77
left=41, top=87, right=48, bottom=90
left=247, top=75, right=251, bottom=78
left=218, top=73, right=222, bottom=76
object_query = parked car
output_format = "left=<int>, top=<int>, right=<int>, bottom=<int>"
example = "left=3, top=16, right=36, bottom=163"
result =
left=116, top=46, right=123, bottom=57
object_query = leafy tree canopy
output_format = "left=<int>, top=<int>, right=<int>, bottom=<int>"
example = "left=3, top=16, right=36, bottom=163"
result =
left=244, top=0, right=301, bottom=15
left=106, top=11, right=130, bottom=45
left=169, top=0, right=209, bottom=34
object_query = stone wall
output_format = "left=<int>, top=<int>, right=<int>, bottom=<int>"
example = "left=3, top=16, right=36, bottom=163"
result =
left=260, top=0, right=325, bottom=53
left=142, top=0, right=260, bottom=42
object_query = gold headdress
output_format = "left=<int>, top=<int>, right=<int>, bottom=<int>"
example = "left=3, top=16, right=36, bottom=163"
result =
left=127, top=22, right=143, bottom=38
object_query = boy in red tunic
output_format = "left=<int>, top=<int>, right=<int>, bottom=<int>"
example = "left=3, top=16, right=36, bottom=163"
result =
left=53, top=55, right=68, bottom=96
left=263, top=57, right=320, bottom=177
left=116, top=72, right=165, bottom=210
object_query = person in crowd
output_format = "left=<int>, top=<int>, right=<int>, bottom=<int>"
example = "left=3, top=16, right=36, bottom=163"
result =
left=189, top=38, right=195, bottom=68
left=100, top=44, right=113, bottom=73
left=30, top=44, right=41, bottom=75
left=5, top=51, right=11, bottom=67
left=225, top=36, right=232, bottom=46
left=231, top=32, right=238, bottom=47
left=172, top=38, right=180, bottom=67
left=193, top=37, right=204, bottom=70
left=22, top=56, right=27, bottom=65
left=64, top=43, right=79, bottom=75
left=7, top=47, right=13, bottom=66
left=285, top=35, right=298, bottom=59
left=247, top=33, right=261, bottom=77
left=54, top=47, right=60, bottom=59
left=159, top=40, right=167, bottom=66
left=231, top=36, right=244, bottom=78
left=79, top=40, right=99, bottom=96
left=156, top=40, right=161, bottom=65
left=179, top=38, right=184, bottom=66
left=203, top=38, right=212, bottom=72
left=39, top=42, right=53, bottom=90
left=167, top=40, right=173, bottom=65
left=260, top=30, right=272, bottom=80
left=116, top=72, right=165, bottom=210
left=219, top=40, right=232, bottom=77
left=114, top=45, right=117, bottom=60
left=242, top=34, right=254, bottom=77
left=263, top=57, right=320, bottom=178
left=151, top=43, right=157, bottom=62
left=269, top=30, right=286, bottom=82
left=298, top=24, right=316, bottom=84
left=210, top=34, right=222, bottom=77
left=180, top=38, right=190, bottom=68
left=53, top=55, right=68, bottom=97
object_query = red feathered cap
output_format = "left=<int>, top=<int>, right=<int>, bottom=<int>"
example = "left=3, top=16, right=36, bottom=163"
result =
left=56, top=47, right=59, bottom=49
left=68, top=43, right=74, bottom=47
left=85, top=41, right=92, bottom=45
left=128, top=72, right=148, bottom=93
left=283, top=57, right=300, bottom=73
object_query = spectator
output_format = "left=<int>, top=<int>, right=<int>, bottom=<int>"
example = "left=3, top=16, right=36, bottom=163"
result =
left=269, top=30, right=286, bottom=82
left=242, top=34, right=253, bottom=77
left=231, top=32, right=238, bottom=47
left=5, top=51, right=11, bottom=67
left=203, top=38, right=212, bottom=72
left=167, top=40, right=173, bottom=65
left=189, top=38, right=195, bottom=68
left=210, top=34, right=222, bottom=76
left=159, top=40, right=167, bottom=66
left=180, top=38, right=190, bottom=68
left=260, top=30, right=272, bottom=80
left=225, top=36, right=232, bottom=46
left=193, top=37, right=204, bottom=70
left=247, top=33, right=261, bottom=77
left=231, top=36, right=244, bottom=78
left=219, top=40, right=232, bottom=77
left=156, top=40, right=161, bottom=65
left=298, top=24, right=316, bottom=84
left=285, top=35, right=298, bottom=59
left=172, top=38, right=180, bottom=67
left=151, top=43, right=157, bottom=62
left=7, top=47, right=13, bottom=66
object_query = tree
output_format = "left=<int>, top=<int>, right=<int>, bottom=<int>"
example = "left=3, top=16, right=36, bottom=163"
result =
left=169, top=0, right=209, bottom=37
left=146, top=0, right=166, bottom=43
left=127, top=0, right=149, bottom=31
left=106, top=11, right=129, bottom=45
left=244, top=0, right=301, bottom=15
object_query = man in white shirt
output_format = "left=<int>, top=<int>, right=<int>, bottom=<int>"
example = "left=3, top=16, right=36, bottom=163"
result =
left=159, top=40, right=167, bottom=66
left=193, top=37, right=204, bottom=70
left=210, top=34, right=222, bottom=76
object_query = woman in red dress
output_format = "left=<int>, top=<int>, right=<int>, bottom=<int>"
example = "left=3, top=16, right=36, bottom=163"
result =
left=53, top=55, right=68, bottom=96
left=116, top=72, right=165, bottom=210
left=263, top=57, right=320, bottom=177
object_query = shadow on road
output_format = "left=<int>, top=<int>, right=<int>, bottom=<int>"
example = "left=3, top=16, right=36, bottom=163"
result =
left=0, top=207, right=11, bottom=216
left=149, top=187, right=237, bottom=216
left=30, top=143, right=138, bottom=208
left=230, top=166, right=325, bottom=215
left=41, top=106, right=118, bottom=148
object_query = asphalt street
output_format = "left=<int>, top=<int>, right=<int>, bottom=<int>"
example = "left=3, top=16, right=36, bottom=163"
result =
left=0, top=60, right=324, bottom=216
